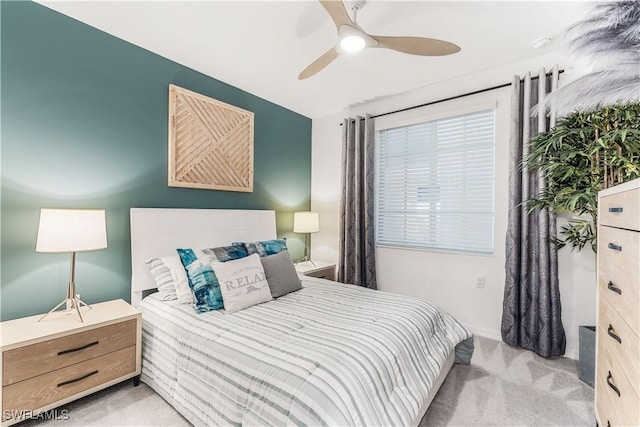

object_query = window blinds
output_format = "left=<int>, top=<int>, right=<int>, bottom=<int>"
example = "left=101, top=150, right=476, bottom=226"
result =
left=376, top=108, right=496, bottom=254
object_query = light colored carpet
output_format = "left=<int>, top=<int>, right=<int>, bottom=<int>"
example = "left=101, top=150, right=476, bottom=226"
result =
left=419, top=336, right=595, bottom=426
left=21, top=336, right=594, bottom=427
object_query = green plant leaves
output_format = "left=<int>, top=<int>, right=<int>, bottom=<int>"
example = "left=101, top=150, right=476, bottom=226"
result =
left=524, top=104, right=640, bottom=252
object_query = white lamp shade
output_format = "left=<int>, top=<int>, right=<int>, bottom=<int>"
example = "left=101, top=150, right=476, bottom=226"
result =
left=36, top=208, right=108, bottom=253
left=293, top=211, right=320, bottom=233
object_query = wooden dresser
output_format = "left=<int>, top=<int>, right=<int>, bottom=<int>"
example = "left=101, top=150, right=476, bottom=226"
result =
left=595, top=178, right=640, bottom=427
left=1, top=299, right=141, bottom=425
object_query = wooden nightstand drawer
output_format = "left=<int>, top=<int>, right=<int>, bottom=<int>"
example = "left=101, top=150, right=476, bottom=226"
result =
left=3, top=319, right=136, bottom=386
left=1, top=299, right=141, bottom=426
left=304, top=267, right=335, bottom=281
left=2, top=346, right=136, bottom=422
left=599, top=188, right=640, bottom=231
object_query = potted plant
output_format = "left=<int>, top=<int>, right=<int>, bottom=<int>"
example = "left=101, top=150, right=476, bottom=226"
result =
left=525, top=104, right=640, bottom=252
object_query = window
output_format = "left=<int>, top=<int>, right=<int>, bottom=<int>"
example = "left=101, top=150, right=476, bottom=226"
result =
left=376, top=108, right=495, bottom=254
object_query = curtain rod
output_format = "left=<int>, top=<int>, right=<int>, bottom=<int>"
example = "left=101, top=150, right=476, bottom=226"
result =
left=340, top=69, right=564, bottom=125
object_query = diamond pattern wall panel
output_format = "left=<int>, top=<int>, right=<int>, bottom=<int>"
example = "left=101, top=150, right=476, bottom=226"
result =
left=168, top=84, right=254, bottom=192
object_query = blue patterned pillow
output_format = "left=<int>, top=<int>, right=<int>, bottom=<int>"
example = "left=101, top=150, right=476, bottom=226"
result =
left=177, top=245, right=248, bottom=313
left=232, top=239, right=287, bottom=257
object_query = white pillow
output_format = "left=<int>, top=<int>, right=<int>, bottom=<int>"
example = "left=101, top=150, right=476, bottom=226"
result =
left=145, top=258, right=178, bottom=301
left=163, top=255, right=194, bottom=304
left=145, top=255, right=193, bottom=304
left=212, top=253, right=272, bottom=313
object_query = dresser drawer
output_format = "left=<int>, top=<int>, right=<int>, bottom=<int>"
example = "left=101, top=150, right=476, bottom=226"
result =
left=596, top=377, right=624, bottom=427
left=596, top=373, right=628, bottom=427
left=598, top=226, right=640, bottom=335
left=599, top=188, right=640, bottom=231
left=2, top=345, right=136, bottom=422
left=597, top=300, right=639, bottom=397
left=596, top=332, right=640, bottom=427
left=3, top=319, right=137, bottom=386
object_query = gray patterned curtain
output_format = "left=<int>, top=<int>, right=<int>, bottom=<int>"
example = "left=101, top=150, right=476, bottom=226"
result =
left=502, top=66, right=566, bottom=358
left=337, top=115, right=377, bottom=289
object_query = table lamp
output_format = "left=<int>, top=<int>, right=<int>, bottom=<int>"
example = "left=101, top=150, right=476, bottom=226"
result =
left=36, top=208, right=107, bottom=322
left=293, top=211, right=319, bottom=265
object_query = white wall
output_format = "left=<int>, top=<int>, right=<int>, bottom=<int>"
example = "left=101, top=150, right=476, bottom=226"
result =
left=311, top=50, right=596, bottom=359
left=377, top=88, right=511, bottom=344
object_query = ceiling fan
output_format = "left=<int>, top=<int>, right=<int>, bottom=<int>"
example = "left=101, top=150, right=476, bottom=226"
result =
left=299, top=0, right=461, bottom=80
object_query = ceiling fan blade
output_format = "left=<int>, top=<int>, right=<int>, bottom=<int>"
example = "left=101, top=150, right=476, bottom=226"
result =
left=373, top=35, right=460, bottom=56
left=299, top=48, right=339, bottom=80
left=319, top=0, right=354, bottom=31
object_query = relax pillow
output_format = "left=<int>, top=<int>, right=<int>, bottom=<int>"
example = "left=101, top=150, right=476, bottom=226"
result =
left=177, top=245, right=248, bottom=312
left=212, top=253, right=273, bottom=313
left=145, top=255, right=192, bottom=303
left=260, top=250, right=301, bottom=298
left=233, top=238, right=287, bottom=257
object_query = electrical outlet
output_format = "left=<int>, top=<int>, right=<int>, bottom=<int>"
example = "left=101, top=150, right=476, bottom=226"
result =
left=476, top=276, right=485, bottom=289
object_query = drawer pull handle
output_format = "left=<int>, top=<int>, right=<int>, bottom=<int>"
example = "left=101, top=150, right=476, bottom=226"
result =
left=57, top=370, right=98, bottom=387
left=607, top=324, right=622, bottom=344
left=607, top=243, right=622, bottom=252
left=607, top=421, right=611, bottom=427
left=608, top=207, right=623, bottom=213
left=57, top=340, right=99, bottom=356
left=606, top=371, right=621, bottom=397
left=607, top=281, right=622, bottom=295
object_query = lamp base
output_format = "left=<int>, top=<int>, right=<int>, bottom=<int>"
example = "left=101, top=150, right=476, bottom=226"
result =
left=38, top=253, right=92, bottom=323
left=295, top=233, right=316, bottom=267
left=38, top=295, right=92, bottom=323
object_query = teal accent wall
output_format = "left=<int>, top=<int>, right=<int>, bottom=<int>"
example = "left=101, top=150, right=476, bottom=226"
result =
left=0, top=2, right=312, bottom=321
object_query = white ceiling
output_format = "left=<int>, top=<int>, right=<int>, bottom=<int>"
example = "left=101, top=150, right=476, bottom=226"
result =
left=38, top=1, right=590, bottom=118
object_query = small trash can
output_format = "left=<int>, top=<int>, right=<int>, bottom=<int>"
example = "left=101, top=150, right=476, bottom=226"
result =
left=578, top=325, right=596, bottom=388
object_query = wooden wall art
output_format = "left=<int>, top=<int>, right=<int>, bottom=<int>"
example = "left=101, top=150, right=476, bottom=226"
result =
left=168, top=84, right=254, bottom=192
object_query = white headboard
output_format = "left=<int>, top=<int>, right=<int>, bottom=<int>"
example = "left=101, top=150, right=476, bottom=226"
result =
left=130, top=208, right=277, bottom=306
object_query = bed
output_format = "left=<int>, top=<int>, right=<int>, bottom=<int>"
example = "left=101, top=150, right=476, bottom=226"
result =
left=130, top=208, right=473, bottom=426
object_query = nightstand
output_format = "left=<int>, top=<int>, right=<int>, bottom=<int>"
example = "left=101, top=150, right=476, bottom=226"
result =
left=1, top=299, right=141, bottom=425
left=295, top=260, right=336, bottom=281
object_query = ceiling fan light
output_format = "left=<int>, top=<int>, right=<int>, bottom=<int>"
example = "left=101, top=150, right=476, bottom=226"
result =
left=340, top=35, right=365, bottom=52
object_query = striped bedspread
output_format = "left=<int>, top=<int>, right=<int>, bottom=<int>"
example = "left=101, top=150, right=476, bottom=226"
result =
left=139, top=278, right=472, bottom=426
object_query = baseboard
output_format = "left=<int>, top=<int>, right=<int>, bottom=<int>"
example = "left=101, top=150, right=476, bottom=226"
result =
left=564, top=349, right=578, bottom=360
left=465, top=325, right=502, bottom=342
